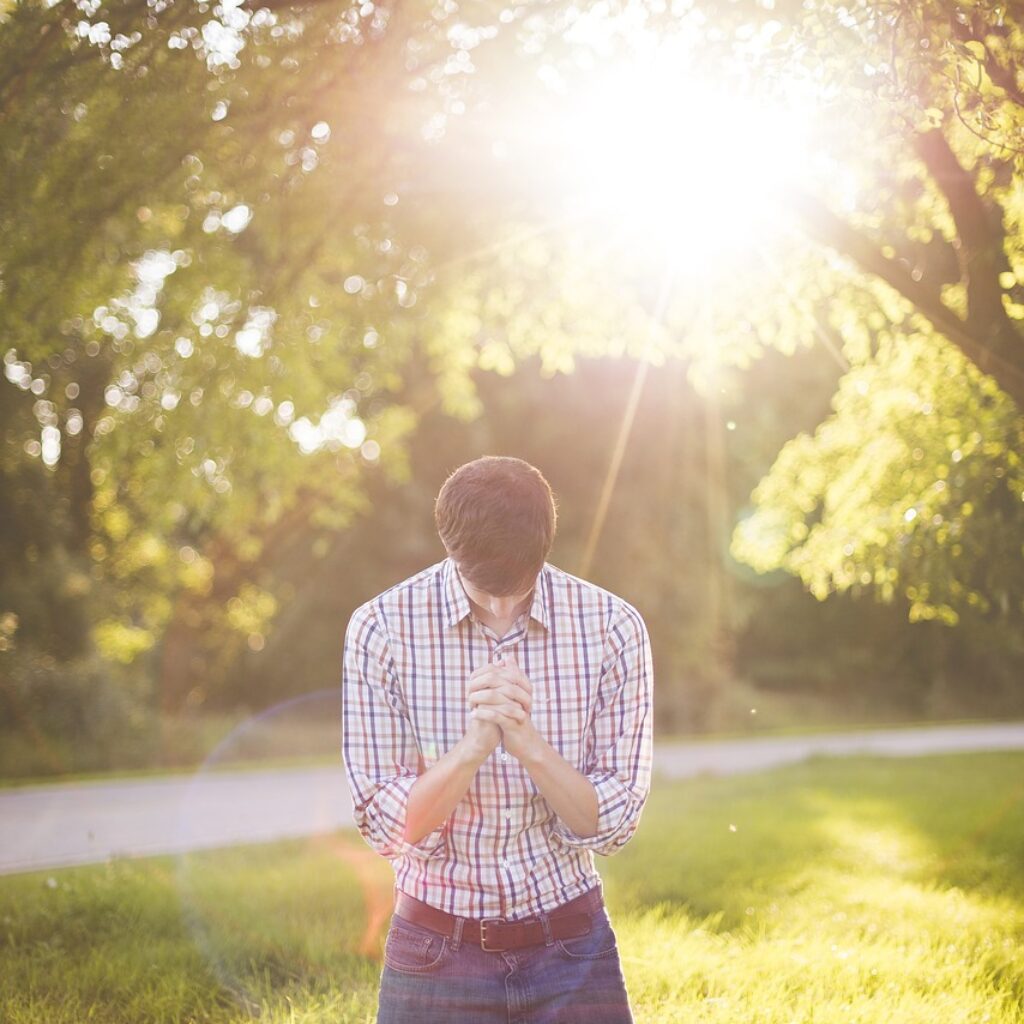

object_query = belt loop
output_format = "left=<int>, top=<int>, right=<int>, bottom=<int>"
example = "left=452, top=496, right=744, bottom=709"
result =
left=451, top=915, right=464, bottom=951
left=539, top=909, right=554, bottom=947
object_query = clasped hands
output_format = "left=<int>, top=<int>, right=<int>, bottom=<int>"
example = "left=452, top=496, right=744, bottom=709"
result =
left=467, top=651, right=540, bottom=762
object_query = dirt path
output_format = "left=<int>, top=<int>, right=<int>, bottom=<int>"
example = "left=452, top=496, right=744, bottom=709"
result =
left=2, top=721, right=1022, bottom=876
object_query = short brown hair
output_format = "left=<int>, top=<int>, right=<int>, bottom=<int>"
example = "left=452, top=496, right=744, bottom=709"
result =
left=434, top=456, right=557, bottom=596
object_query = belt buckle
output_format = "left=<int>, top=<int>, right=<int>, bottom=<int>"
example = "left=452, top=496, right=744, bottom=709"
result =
left=480, top=918, right=506, bottom=952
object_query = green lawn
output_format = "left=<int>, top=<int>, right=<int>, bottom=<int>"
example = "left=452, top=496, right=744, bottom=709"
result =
left=2, top=752, right=1023, bottom=1023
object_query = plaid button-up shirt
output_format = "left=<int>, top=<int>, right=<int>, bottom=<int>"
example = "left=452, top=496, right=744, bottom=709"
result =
left=341, top=555, right=653, bottom=920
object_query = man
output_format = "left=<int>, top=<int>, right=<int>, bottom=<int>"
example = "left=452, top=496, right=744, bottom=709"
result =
left=341, top=455, right=653, bottom=1024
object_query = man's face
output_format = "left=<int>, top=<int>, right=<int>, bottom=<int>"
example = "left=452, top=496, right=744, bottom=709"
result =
left=454, top=563, right=535, bottom=621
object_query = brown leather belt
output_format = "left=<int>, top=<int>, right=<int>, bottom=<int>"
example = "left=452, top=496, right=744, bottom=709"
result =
left=393, top=886, right=603, bottom=952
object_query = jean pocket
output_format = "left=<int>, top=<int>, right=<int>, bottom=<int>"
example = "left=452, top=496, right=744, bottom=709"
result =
left=383, top=916, right=450, bottom=974
left=554, top=909, right=618, bottom=961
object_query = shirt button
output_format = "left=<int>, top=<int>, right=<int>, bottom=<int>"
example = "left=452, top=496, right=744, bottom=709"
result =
left=501, top=753, right=509, bottom=762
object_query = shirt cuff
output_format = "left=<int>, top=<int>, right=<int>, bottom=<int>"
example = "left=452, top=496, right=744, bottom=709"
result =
left=368, top=774, right=448, bottom=861
left=549, top=770, right=640, bottom=857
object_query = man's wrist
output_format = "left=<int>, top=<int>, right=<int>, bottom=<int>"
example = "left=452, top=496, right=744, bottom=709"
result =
left=456, top=731, right=496, bottom=768
left=518, top=728, right=549, bottom=769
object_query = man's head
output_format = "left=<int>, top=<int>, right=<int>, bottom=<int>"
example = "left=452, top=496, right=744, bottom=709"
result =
left=434, top=456, right=557, bottom=597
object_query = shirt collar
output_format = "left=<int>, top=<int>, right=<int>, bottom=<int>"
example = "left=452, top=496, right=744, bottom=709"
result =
left=442, top=556, right=550, bottom=632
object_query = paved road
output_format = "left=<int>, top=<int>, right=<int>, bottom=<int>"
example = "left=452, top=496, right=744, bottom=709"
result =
left=2, top=722, right=1023, bottom=876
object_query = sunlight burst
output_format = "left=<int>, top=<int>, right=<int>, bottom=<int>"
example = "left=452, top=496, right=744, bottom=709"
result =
left=518, top=34, right=821, bottom=270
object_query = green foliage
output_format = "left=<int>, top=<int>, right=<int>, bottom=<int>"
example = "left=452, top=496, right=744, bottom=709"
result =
left=0, top=647, right=154, bottom=775
left=0, top=0, right=442, bottom=694
left=638, top=0, right=1024, bottom=634
left=2, top=0, right=1023, bottom=747
left=733, top=325, right=1024, bottom=624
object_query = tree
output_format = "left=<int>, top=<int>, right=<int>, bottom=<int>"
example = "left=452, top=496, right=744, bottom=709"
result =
left=1, top=0, right=454, bottom=704
left=676, top=0, right=1024, bottom=626
left=2, top=0, right=1021, bottom=728
left=398, top=0, right=1024, bottom=629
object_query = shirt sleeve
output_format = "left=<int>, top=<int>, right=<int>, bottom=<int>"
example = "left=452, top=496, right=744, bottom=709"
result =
left=341, top=600, right=447, bottom=861
left=550, top=602, right=654, bottom=857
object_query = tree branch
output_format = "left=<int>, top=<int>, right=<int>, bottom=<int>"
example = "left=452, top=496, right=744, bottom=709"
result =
left=786, top=187, right=1024, bottom=411
left=912, top=128, right=1016, bottom=354
left=951, top=12, right=1024, bottom=110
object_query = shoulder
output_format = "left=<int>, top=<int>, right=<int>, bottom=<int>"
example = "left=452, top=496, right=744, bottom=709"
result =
left=347, top=559, right=447, bottom=637
left=542, top=563, right=649, bottom=638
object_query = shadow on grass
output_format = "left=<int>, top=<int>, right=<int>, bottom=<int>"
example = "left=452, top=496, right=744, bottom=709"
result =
left=0, top=831, right=394, bottom=1024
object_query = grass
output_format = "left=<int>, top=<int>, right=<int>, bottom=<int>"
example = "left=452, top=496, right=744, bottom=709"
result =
left=1, top=751, right=1023, bottom=1022
left=676, top=713, right=1024, bottom=743
left=0, top=751, right=341, bottom=790
left=692, top=678, right=1024, bottom=740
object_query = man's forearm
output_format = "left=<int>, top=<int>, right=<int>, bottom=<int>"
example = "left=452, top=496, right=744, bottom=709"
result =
left=404, top=736, right=490, bottom=845
left=521, top=734, right=599, bottom=839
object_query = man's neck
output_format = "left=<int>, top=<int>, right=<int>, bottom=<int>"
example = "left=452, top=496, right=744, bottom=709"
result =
left=470, top=594, right=532, bottom=636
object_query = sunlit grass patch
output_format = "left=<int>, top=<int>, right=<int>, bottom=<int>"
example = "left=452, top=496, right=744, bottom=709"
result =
left=610, top=865, right=1023, bottom=1022
left=1, top=752, right=1022, bottom=1023
left=600, top=752, right=1024, bottom=1023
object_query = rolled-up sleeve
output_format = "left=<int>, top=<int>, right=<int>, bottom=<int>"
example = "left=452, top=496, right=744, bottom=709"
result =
left=341, top=601, right=447, bottom=861
left=551, top=602, right=653, bottom=857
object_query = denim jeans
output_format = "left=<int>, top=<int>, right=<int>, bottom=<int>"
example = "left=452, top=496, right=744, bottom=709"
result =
left=375, top=896, right=635, bottom=1024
